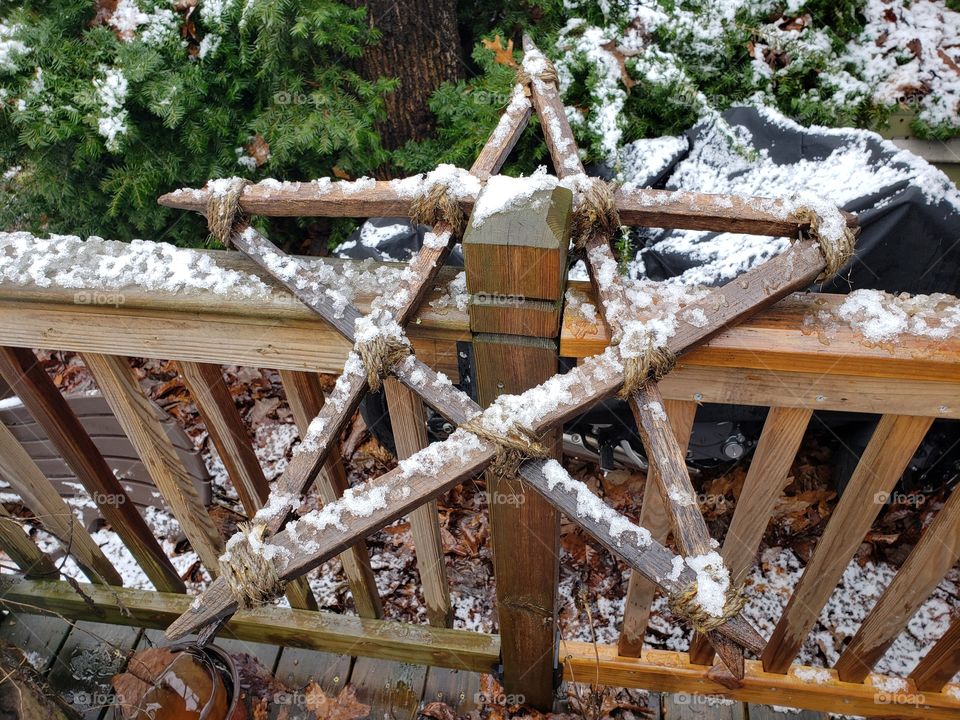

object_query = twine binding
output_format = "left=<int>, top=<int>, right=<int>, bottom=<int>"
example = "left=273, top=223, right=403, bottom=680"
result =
left=218, top=522, right=285, bottom=609
left=572, top=179, right=621, bottom=251
left=793, top=206, right=857, bottom=282
left=618, top=344, right=676, bottom=399
left=515, top=57, right=560, bottom=89
left=206, top=178, right=251, bottom=248
left=460, top=417, right=551, bottom=481
left=668, top=581, right=747, bottom=634
left=410, top=183, right=467, bottom=238
left=356, top=336, right=411, bottom=392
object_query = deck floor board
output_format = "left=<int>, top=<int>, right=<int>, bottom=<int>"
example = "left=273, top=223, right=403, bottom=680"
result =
left=4, top=613, right=819, bottom=719
left=0, top=611, right=72, bottom=675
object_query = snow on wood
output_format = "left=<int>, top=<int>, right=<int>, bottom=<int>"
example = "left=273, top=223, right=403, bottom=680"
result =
left=0, top=231, right=272, bottom=298
left=809, top=289, right=960, bottom=343
left=540, top=459, right=651, bottom=549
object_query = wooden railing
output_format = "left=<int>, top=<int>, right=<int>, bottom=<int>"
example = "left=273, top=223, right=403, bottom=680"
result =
left=0, top=251, right=958, bottom=717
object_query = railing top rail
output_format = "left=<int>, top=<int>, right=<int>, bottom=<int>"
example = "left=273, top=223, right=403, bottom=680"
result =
left=0, top=247, right=957, bottom=384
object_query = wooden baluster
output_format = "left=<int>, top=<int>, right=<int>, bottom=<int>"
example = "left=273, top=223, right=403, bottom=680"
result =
left=618, top=399, right=697, bottom=658
left=0, top=423, right=122, bottom=585
left=465, top=184, right=570, bottom=709
left=277, top=368, right=383, bottom=619
left=835, top=483, right=960, bottom=681
left=0, top=504, right=59, bottom=579
left=82, top=353, right=224, bottom=575
left=383, top=377, right=452, bottom=627
left=176, top=362, right=321, bottom=613
left=762, top=414, right=934, bottom=673
left=0, top=346, right=184, bottom=593
left=911, top=616, right=960, bottom=692
left=688, top=406, right=811, bottom=664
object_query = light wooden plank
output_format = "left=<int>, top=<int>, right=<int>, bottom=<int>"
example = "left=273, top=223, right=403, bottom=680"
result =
left=834, top=483, right=960, bottom=682
left=277, top=368, right=382, bottom=619
left=382, top=377, right=451, bottom=628
left=2, top=288, right=957, bottom=386
left=762, top=414, right=935, bottom=673
left=561, top=642, right=960, bottom=719
left=688, top=407, right=811, bottom=665
left=0, top=424, right=121, bottom=585
left=177, top=361, right=319, bottom=613
left=619, top=399, right=697, bottom=658
left=0, top=346, right=183, bottom=593
left=658, top=365, right=959, bottom=418
left=912, top=617, right=960, bottom=692
left=81, top=352, right=223, bottom=575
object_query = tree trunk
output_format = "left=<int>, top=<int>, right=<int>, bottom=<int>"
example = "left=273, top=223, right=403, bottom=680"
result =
left=349, top=0, right=464, bottom=156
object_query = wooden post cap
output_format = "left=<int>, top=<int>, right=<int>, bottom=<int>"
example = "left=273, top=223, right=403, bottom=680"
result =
left=463, top=184, right=572, bottom=303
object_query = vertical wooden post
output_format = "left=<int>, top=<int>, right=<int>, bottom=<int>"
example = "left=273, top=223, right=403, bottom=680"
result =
left=464, top=184, right=571, bottom=710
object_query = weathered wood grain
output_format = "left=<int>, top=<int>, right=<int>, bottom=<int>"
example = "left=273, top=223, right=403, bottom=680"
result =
left=0, top=346, right=184, bottom=593
left=0, top=578, right=501, bottom=674
left=519, top=460, right=764, bottom=654
left=474, top=335, right=561, bottom=709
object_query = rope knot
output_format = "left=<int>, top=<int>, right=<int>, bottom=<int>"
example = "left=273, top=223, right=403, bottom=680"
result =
left=668, top=581, right=747, bottom=633
left=516, top=52, right=559, bottom=89
left=218, top=522, right=286, bottom=609
left=355, top=336, right=411, bottom=392
left=792, top=204, right=857, bottom=282
left=206, top=178, right=251, bottom=248
left=572, top=179, right=621, bottom=252
left=410, top=183, right=467, bottom=237
left=618, top=343, right=676, bottom=399
left=460, top=416, right=551, bottom=481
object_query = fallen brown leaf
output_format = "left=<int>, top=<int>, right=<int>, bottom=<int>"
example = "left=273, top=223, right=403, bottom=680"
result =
left=481, top=35, right=517, bottom=67
left=303, top=682, right=369, bottom=720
